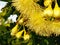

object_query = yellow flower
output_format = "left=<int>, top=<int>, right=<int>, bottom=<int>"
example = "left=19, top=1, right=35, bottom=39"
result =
left=44, top=0, right=52, bottom=7
left=23, top=34, right=30, bottom=40
left=12, top=0, right=60, bottom=36
left=54, top=2, right=60, bottom=18
left=44, top=4, right=53, bottom=17
left=12, top=0, right=43, bottom=17
left=11, top=24, right=18, bottom=36
left=15, top=30, right=25, bottom=38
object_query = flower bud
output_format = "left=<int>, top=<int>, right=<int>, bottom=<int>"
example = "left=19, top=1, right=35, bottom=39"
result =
left=15, top=30, right=24, bottom=38
left=23, top=34, right=30, bottom=40
left=44, top=0, right=52, bottom=7
left=44, top=4, right=53, bottom=17
left=18, top=18, right=24, bottom=24
left=53, top=2, right=60, bottom=18
left=11, top=24, right=18, bottom=36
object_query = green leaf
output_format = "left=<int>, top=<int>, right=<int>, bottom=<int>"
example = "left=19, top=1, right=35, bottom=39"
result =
left=2, top=0, right=12, bottom=2
left=0, top=25, right=6, bottom=31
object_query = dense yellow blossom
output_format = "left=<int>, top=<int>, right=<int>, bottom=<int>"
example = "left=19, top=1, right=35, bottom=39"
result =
left=12, top=0, right=60, bottom=36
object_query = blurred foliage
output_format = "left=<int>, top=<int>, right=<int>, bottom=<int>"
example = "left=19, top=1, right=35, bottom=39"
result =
left=2, top=0, right=12, bottom=2
left=0, top=0, right=60, bottom=45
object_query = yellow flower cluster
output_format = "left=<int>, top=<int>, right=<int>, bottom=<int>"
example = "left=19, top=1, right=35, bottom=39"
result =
left=12, top=0, right=60, bottom=36
left=44, top=0, right=60, bottom=18
left=11, top=24, right=30, bottom=40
